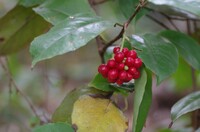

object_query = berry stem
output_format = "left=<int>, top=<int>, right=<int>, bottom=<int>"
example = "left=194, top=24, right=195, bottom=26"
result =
left=120, top=34, right=126, bottom=52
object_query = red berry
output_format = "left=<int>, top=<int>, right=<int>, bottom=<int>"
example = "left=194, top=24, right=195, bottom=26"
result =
left=117, top=63, right=125, bottom=71
left=107, top=59, right=117, bottom=68
left=98, top=64, right=109, bottom=77
left=122, top=48, right=129, bottom=56
left=116, top=79, right=123, bottom=85
left=114, top=52, right=125, bottom=63
left=108, top=69, right=119, bottom=80
left=132, top=70, right=140, bottom=79
left=126, top=73, right=133, bottom=82
left=128, top=67, right=137, bottom=75
left=113, top=47, right=120, bottom=54
left=119, top=71, right=127, bottom=81
left=125, top=57, right=134, bottom=67
left=134, top=58, right=143, bottom=68
left=127, top=50, right=137, bottom=59
left=108, top=78, right=117, bottom=83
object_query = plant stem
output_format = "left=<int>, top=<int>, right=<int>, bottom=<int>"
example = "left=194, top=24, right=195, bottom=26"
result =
left=120, top=34, right=126, bottom=51
left=99, top=0, right=147, bottom=63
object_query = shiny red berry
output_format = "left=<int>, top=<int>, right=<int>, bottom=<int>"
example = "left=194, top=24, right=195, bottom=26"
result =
left=124, top=73, right=132, bottom=82
left=108, top=69, right=119, bottom=80
left=127, top=50, right=137, bottom=59
left=114, top=52, right=125, bottom=63
left=132, top=70, right=140, bottom=79
left=107, top=59, right=117, bottom=68
left=116, top=79, right=123, bottom=85
left=113, top=47, right=120, bottom=54
left=134, top=58, right=143, bottom=68
left=125, top=57, right=134, bottom=67
left=117, top=63, right=125, bottom=71
left=119, top=71, right=127, bottom=81
left=128, top=67, right=137, bottom=75
left=108, top=78, right=117, bottom=83
left=122, top=48, right=129, bottom=56
left=98, top=64, right=109, bottom=77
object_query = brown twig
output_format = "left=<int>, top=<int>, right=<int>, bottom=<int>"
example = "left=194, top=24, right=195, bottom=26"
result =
left=186, top=19, right=200, bottom=131
left=145, top=7, right=200, bottom=21
left=168, top=121, right=173, bottom=128
left=98, top=0, right=147, bottom=63
left=0, top=57, right=44, bottom=124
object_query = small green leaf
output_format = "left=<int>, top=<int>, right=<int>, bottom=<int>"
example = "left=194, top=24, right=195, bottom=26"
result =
left=32, top=123, right=74, bottom=132
left=159, top=30, right=200, bottom=70
left=30, top=14, right=113, bottom=67
left=19, top=0, right=45, bottom=7
left=52, top=85, right=108, bottom=123
left=148, top=0, right=200, bottom=17
left=33, top=0, right=94, bottom=25
left=129, top=34, right=179, bottom=84
left=89, top=74, right=117, bottom=92
left=89, top=74, right=129, bottom=95
left=133, top=68, right=152, bottom=132
left=0, top=6, right=50, bottom=55
left=171, top=91, right=200, bottom=122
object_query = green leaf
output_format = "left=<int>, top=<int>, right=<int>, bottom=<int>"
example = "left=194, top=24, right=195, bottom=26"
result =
left=30, top=14, right=113, bottom=67
left=89, top=74, right=129, bottom=95
left=159, top=30, right=200, bottom=70
left=33, top=0, right=93, bottom=25
left=129, top=34, right=179, bottom=84
left=133, top=68, right=152, bottom=132
left=0, top=6, right=50, bottom=55
left=19, top=0, right=45, bottom=7
left=171, top=91, right=200, bottom=122
left=32, top=123, right=74, bottom=132
left=149, top=0, right=200, bottom=17
left=89, top=74, right=117, bottom=92
left=52, top=85, right=108, bottom=123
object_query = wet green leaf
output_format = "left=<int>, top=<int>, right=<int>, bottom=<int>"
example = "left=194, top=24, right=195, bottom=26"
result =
left=149, top=0, right=200, bottom=17
left=133, top=68, right=152, bottom=132
left=30, top=14, right=113, bottom=67
left=129, top=34, right=178, bottom=84
left=33, top=0, right=93, bottom=25
left=160, top=30, right=200, bottom=70
left=171, top=91, right=200, bottom=122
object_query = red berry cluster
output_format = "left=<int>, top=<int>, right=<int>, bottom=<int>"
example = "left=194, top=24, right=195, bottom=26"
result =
left=98, top=47, right=143, bottom=85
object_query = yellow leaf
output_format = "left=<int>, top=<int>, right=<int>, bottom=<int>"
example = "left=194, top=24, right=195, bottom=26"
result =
left=72, top=95, right=128, bottom=132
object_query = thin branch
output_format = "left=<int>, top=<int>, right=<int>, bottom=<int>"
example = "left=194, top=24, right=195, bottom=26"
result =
left=146, top=14, right=170, bottom=30
left=145, top=7, right=180, bottom=31
left=191, top=67, right=197, bottom=91
left=187, top=19, right=192, bottom=35
left=99, top=0, right=147, bottom=63
left=0, top=57, right=44, bottom=124
left=166, top=17, right=180, bottom=31
left=145, top=7, right=200, bottom=21
left=168, top=121, right=173, bottom=128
